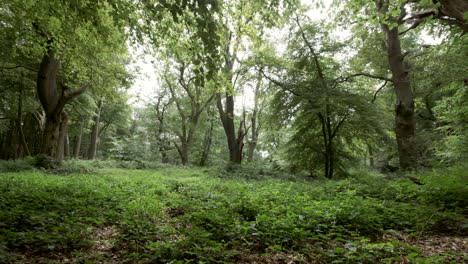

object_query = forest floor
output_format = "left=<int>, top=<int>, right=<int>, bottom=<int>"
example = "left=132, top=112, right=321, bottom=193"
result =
left=0, top=166, right=467, bottom=263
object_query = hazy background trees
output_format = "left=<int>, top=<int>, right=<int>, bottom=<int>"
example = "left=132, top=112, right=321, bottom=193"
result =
left=1, top=0, right=466, bottom=176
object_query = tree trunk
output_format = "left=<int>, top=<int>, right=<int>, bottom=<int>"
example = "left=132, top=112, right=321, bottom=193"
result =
left=41, top=116, right=61, bottom=157
left=73, top=125, right=83, bottom=159
left=438, top=0, right=468, bottom=32
left=37, top=50, right=62, bottom=157
left=217, top=94, right=245, bottom=164
left=176, top=143, right=189, bottom=165
left=247, top=75, right=262, bottom=163
left=36, top=45, right=87, bottom=157
left=384, top=26, right=417, bottom=171
left=64, top=134, right=70, bottom=158
left=216, top=33, right=244, bottom=164
left=56, top=112, right=68, bottom=161
left=199, top=121, right=213, bottom=166
left=87, top=99, right=103, bottom=160
left=367, top=144, right=374, bottom=167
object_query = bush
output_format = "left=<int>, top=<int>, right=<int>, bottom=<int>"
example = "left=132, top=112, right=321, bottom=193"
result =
left=0, top=157, right=36, bottom=172
left=50, top=159, right=97, bottom=175
left=210, top=163, right=311, bottom=182
left=34, top=154, right=62, bottom=170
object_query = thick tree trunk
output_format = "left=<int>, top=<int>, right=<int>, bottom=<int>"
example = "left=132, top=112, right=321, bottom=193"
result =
left=385, top=27, right=417, bottom=171
left=37, top=51, right=62, bottom=157
left=36, top=45, right=87, bottom=157
left=88, top=99, right=103, bottom=160
left=41, top=116, right=61, bottom=157
left=217, top=94, right=244, bottom=164
left=176, top=143, right=190, bottom=165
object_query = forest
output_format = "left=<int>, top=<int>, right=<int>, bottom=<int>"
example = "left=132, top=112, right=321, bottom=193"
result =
left=0, top=0, right=467, bottom=263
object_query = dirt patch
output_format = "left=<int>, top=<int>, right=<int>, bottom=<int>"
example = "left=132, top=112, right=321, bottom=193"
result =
left=383, top=232, right=468, bottom=262
left=236, top=252, right=319, bottom=264
left=81, top=225, right=120, bottom=263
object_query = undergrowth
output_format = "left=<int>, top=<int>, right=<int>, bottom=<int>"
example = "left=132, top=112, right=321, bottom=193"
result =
left=0, top=165, right=466, bottom=263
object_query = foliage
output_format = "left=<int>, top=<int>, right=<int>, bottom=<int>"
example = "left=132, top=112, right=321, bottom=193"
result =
left=1, top=166, right=466, bottom=263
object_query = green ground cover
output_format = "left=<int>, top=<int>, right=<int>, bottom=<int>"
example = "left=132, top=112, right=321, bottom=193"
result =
left=1, top=166, right=467, bottom=263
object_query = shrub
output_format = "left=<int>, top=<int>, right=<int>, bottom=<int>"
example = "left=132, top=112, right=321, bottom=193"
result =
left=0, top=157, right=35, bottom=172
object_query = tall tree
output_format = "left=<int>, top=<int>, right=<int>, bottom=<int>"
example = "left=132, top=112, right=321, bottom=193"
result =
left=260, top=17, right=387, bottom=178
left=214, top=0, right=298, bottom=164
left=162, top=63, right=214, bottom=165
left=1, top=0, right=132, bottom=158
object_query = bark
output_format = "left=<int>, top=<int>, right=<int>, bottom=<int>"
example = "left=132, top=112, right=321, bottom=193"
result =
left=380, top=5, right=418, bottom=170
left=87, top=99, right=103, bottom=160
left=175, top=143, right=189, bottom=165
left=437, top=0, right=468, bottom=32
left=217, top=93, right=245, bottom=164
left=56, top=112, right=68, bottom=161
left=41, top=115, right=61, bottom=157
left=36, top=50, right=87, bottom=157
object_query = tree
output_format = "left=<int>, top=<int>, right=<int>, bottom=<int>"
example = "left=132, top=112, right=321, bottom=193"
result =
left=162, top=63, right=214, bottom=165
left=1, top=0, right=131, bottom=158
left=247, top=74, right=264, bottom=162
left=260, top=17, right=387, bottom=178
left=213, top=0, right=298, bottom=164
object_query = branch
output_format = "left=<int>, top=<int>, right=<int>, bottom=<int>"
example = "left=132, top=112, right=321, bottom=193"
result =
left=294, top=14, right=328, bottom=89
left=258, top=69, right=303, bottom=97
left=178, top=64, right=194, bottom=101
left=64, top=82, right=88, bottom=101
left=336, top=73, right=393, bottom=84
left=0, top=65, right=37, bottom=72
left=372, top=81, right=389, bottom=103
left=199, top=94, right=215, bottom=114
left=331, top=113, right=349, bottom=139
left=400, top=9, right=436, bottom=35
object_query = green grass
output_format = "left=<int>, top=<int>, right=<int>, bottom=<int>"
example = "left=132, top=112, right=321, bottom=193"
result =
left=0, top=167, right=466, bottom=263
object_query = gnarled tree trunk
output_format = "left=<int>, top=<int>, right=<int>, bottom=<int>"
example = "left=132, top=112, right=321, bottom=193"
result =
left=36, top=50, right=87, bottom=157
